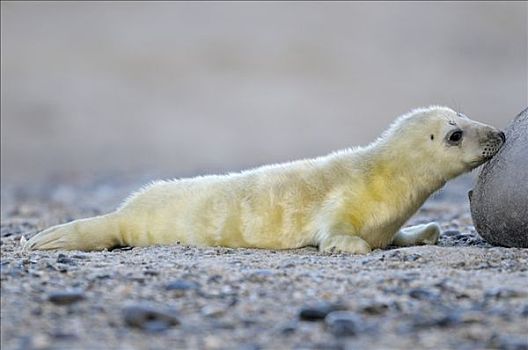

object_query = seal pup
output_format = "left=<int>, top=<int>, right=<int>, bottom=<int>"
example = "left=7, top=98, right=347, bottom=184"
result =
left=24, top=106, right=505, bottom=254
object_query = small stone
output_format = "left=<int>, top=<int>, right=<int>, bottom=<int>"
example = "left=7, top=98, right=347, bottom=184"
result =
left=360, top=302, right=389, bottom=315
left=522, top=305, right=528, bottom=317
left=383, top=286, right=405, bottom=296
left=31, top=307, right=43, bottom=316
left=458, top=311, right=484, bottom=324
left=122, top=304, right=179, bottom=331
left=299, top=302, right=347, bottom=321
left=143, top=270, right=159, bottom=276
left=128, top=276, right=145, bottom=283
left=71, top=254, right=89, bottom=260
left=143, top=320, right=173, bottom=333
left=165, top=279, right=199, bottom=291
left=203, top=335, right=224, bottom=349
left=408, top=288, right=438, bottom=301
left=17, top=336, right=32, bottom=350
left=239, top=317, right=258, bottom=327
left=209, top=320, right=236, bottom=330
left=324, top=311, right=361, bottom=336
left=434, top=313, right=462, bottom=327
left=454, top=233, right=469, bottom=240
left=279, top=260, right=296, bottom=269
left=56, top=254, right=75, bottom=265
left=279, top=321, right=298, bottom=334
left=4, top=266, right=24, bottom=278
left=443, top=229, right=460, bottom=237
left=201, top=305, right=225, bottom=318
left=484, top=288, right=524, bottom=299
left=389, top=250, right=401, bottom=259
left=487, top=333, right=528, bottom=350
left=31, top=334, right=52, bottom=349
left=411, top=312, right=461, bottom=329
left=247, top=269, right=274, bottom=282
left=90, top=273, right=111, bottom=280
left=48, top=289, right=85, bottom=305
left=207, top=274, right=222, bottom=283
left=403, top=254, right=421, bottom=262
left=50, top=331, right=77, bottom=340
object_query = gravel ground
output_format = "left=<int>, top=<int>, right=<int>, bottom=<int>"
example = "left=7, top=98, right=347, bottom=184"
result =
left=1, top=174, right=527, bottom=350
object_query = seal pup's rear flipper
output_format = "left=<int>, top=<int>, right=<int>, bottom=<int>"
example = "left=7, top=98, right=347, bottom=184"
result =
left=24, top=214, right=123, bottom=251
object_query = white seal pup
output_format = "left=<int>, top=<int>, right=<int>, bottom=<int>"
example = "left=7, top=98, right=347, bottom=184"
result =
left=24, top=106, right=505, bottom=254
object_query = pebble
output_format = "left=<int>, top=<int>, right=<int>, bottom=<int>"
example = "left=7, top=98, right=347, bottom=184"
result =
left=207, top=274, right=223, bottom=283
left=411, top=312, right=461, bottom=329
left=403, top=254, right=421, bottom=262
left=201, top=305, right=226, bottom=318
left=324, top=311, right=361, bottom=336
left=165, top=279, right=199, bottom=291
left=408, top=288, right=438, bottom=301
left=458, top=311, right=484, bottom=324
left=3, top=266, right=24, bottom=278
left=56, top=254, right=75, bottom=265
left=122, top=304, right=180, bottom=332
left=360, top=301, right=390, bottom=315
left=235, top=317, right=255, bottom=328
left=89, top=273, right=112, bottom=280
left=143, top=270, right=159, bottom=276
left=484, top=288, right=524, bottom=299
left=279, top=321, right=298, bottom=334
left=443, top=229, right=460, bottom=237
left=203, top=335, right=224, bottom=349
left=299, top=302, right=347, bottom=321
left=50, top=331, right=77, bottom=340
left=238, top=344, right=262, bottom=350
left=29, top=334, right=52, bottom=350
left=487, top=333, right=528, bottom=350
left=279, top=260, right=296, bottom=269
left=247, top=269, right=274, bottom=282
left=48, top=289, right=85, bottom=305
left=71, top=254, right=90, bottom=260
left=522, top=305, right=528, bottom=317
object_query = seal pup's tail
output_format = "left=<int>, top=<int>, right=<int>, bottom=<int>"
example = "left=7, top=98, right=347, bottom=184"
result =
left=24, top=214, right=122, bottom=251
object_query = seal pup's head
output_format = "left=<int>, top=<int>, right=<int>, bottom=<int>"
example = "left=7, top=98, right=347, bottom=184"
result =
left=379, top=106, right=505, bottom=180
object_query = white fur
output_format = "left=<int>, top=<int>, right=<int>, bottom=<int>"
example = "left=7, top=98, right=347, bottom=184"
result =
left=25, top=106, right=504, bottom=253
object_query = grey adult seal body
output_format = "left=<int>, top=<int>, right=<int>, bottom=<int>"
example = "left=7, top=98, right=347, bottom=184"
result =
left=470, top=108, right=528, bottom=248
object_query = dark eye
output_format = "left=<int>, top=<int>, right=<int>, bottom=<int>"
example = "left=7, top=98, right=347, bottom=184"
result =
left=449, top=130, right=463, bottom=143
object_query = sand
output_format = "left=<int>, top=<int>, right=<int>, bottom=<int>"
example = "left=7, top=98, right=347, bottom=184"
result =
left=1, top=174, right=527, bottom=350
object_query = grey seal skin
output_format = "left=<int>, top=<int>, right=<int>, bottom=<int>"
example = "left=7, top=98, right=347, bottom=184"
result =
left=470, top=108, right=528, bottom=248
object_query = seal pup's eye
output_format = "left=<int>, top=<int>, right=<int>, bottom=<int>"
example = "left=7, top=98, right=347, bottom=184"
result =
left=450, top=131, right=462, bottom=142
left=447, top=130, right=463, bottom=144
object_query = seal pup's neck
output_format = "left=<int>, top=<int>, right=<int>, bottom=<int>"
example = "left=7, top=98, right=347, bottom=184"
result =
left=325, top=109, right=452, bottom=211
left=329, top=143, right=446, bottom=208
left=369, top=141, right=446, bottom=203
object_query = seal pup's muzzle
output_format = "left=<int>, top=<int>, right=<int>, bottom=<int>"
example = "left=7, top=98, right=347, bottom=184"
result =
left=481, top=130, right=505, bottom=159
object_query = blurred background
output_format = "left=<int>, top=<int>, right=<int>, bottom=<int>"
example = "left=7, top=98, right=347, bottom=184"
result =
left=1, top=1, right=527, bottom=185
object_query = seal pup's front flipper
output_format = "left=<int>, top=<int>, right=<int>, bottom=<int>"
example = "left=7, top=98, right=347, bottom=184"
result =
left=391, top=222, right=440, bottom=247
left=318, top=234, right=372, bottom=254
